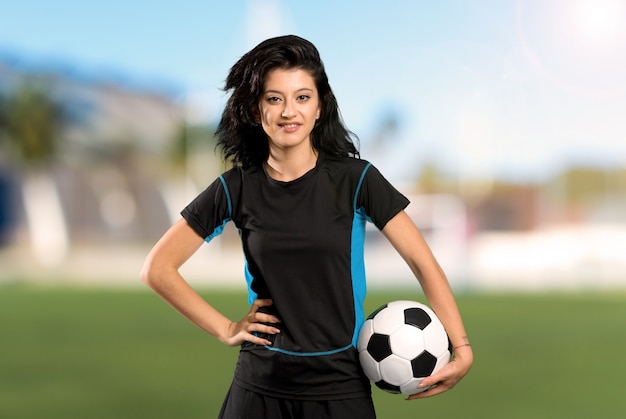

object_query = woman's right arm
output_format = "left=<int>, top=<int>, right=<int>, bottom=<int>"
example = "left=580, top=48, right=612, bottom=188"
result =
left=140, top=218, right=280, bottom=346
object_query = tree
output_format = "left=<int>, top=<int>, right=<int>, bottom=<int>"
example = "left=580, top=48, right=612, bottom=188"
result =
left=1, top=80, right=63, bottom=166
left=0, top=79, right=69, bottom=265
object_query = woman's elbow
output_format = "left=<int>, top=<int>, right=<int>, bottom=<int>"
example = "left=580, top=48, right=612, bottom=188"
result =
left=140, top=256, right=160, bottom=288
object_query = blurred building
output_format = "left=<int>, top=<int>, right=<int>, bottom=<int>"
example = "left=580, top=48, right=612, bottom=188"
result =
left=0, top=57, right=189, bottom=250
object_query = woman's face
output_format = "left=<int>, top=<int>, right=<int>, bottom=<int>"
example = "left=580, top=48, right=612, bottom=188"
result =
left=256, top=67, right=321, bottom=153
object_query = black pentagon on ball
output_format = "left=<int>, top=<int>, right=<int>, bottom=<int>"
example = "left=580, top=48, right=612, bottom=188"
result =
left=367, top=333, right=392, bottom=362
left=411, top=351, right=438, bottom=377
left=375, top=380, right=401, bottom=394
left=404, top=307, right=432, bottom=330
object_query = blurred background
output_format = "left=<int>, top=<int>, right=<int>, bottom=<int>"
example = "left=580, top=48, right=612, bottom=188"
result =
left=1, top=0, right=625, bottom=290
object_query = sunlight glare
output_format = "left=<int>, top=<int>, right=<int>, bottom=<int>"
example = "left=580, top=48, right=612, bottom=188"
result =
left=569, top=0, right=626, bottom=45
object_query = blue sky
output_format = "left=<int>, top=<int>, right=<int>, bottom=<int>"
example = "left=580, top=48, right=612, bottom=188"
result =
left=1, top=0, right=625, bottom=183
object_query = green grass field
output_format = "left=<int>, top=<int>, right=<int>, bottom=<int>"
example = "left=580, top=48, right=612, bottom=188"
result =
left=1, top=285, right=624, bottom=418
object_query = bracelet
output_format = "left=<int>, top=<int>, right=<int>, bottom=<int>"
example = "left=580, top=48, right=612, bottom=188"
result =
left=453, top=343, right=472, bottom=350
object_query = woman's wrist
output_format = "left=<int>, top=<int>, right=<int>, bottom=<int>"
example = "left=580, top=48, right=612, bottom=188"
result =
left=451, top=334, right=471, bottom=351
left=453, top=343, right=472, bottom=350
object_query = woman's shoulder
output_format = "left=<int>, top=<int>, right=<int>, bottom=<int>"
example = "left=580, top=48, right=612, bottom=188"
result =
left=217, top=164, right=266, bottom=194
left=321, top=153, right=372, bottom=173
left=321, top=154, right=383, bottom=187
left=219, top=163, right=262, bottom=180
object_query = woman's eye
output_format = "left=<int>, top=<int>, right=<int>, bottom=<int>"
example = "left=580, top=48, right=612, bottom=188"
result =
left=266, top=96, right=281, bottom=103
left=297, top=95, right=310, bottom=101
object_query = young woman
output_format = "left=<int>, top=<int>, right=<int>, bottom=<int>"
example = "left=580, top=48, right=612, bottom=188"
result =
left=141, top=35, right=472, bottom=418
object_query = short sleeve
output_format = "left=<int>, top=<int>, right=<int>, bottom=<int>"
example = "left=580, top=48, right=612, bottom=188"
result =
left=356, top=164, right=410, bottom=230
left=180, top=175, right=232, bottom=241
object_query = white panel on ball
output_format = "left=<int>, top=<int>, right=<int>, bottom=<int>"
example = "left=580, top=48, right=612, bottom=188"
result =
left=399, top=377, right=428, bottom=395
left=434, top=352, right=452, bottom=372
left=357, top=319, right=374, bottom=352
left=389, top=324, right=425, bottom=359
left=359, top=351, right=382, bottom=382
left=371, top=306, right=404, bottom=335
left=422, top=322, right=449, bottom=355
left=379, top=355, right=413, bottom=386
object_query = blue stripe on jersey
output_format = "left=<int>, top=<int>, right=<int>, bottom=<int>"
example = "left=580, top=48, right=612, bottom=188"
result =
left=264, top=343, right=353, bottom=357
left=351, top=209, right=368, bottom=348
left=219, top=175, right=233, bottom=218
left=204, top=218, right=230, bottom=243
left=350, top=163, right=373, bottom=348
left=244, top=258, right=257, bottom=305
left=353, top=163, right=372, bottom=210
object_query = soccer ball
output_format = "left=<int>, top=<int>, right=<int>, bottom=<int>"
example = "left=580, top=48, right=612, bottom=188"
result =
left=357, top=300, right=452, bottom=395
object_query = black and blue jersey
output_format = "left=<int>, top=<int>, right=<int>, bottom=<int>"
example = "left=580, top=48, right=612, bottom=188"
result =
left=181, top=152, right=409, bottom=400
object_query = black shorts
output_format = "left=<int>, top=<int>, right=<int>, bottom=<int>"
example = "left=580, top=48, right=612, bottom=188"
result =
left=218, top=382, right=376, bottom=419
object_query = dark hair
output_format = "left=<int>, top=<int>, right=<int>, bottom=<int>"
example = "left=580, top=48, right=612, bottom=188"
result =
left=215, top=35, right=359, bottom=168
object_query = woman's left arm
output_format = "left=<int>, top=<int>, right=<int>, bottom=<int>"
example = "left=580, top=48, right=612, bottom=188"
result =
left=382, top=210, right=473, bottom=399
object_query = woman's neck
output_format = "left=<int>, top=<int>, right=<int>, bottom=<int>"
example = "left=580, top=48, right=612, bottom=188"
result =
left=265, top=146, right=318, bottom=182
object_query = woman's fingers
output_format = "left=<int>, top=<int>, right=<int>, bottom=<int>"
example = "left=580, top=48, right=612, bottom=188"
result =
left=251, top=298, right=274, bottom=310
left=250, top=299, right=281, bottom=324
left=222, top=298, right=281, bottom=347
left=255, top=312, right=281, bottom=324
left=248, top=321, right=281, bottom=335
